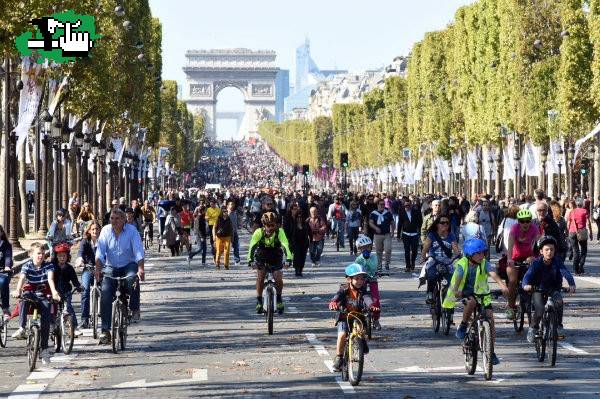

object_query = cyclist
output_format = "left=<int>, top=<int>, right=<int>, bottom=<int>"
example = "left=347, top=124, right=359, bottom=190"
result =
left=328, top=263, right=378, bottom=372
left=11, top=242, right=61, bottom=365
left=141, top=200, right=156, bottom=245
left=95, top=209, right=145, bottom=344
left=179, top=202, right=194, bottom=254
left=75, top=220, right=101, bottom=329
left=52, top=243, right=83, bottom=335
left=354, top=235, right=381, bottom=330
left=248, top=212, right=292, bottom=314
left=46, top=208, right=73, bottom=258
left=523, top=236, right=576, bottom=342
left=442, top=238, right=508, bottom=366
left=125, top=207, right=142, bottom=236
left=0, top=225, right=13, bottom=321
left=505, top=209, right=540, bottom=320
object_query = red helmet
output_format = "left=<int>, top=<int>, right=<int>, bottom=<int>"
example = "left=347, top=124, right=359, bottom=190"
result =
left=54, top=243, right=71, bottom=254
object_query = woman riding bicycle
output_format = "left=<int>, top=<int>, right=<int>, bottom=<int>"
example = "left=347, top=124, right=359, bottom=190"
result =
left=46, top=208, right=73, bottom=258
left=443, top=238, right=508, bottom=366
left=75, top=220, right=101, bottom=329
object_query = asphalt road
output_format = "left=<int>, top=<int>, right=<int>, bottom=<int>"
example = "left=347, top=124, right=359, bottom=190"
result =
left=1, top=230, right=600, bottom=398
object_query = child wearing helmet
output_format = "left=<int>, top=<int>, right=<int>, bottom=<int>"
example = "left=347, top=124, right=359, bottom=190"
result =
left=354, top=234, right=382, bottom=330
left=52, top=243, right=83, bottom=335
left=442, top=238, right=508, bottom=366
left=522, top=236, right=576, bottom=343
left=328, top=263, right=379, bottom=372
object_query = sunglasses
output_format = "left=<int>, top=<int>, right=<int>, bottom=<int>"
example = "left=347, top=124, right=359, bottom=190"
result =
left=519, top=219, right=532, bottom=224
left=439, top=221, right=450, bottom=225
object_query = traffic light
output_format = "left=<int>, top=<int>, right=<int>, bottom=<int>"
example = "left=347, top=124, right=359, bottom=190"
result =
left=340, top=152, right=349, bottom=168
left=582, top=159, right=589, bottom=175
left=302, top=164, right=310, bottom=175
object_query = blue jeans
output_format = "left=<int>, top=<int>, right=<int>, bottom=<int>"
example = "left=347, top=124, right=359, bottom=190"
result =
left=80, top=268, right=94, bottom=323
left=0, top=272, right=10, bottom=310
left=19, top=292, right=52, bottom=349
left=232, top=231, right=240, bottom=263
left=100, top=263, right=140, bottom=332
left=332, top=219, right=346, bottom=247
left=190, top=239, right=207, bottom=263
left=309, top=240, right=324, bottom=263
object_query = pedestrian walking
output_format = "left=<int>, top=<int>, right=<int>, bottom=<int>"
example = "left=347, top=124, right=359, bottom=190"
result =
left=369, top=199, right=395, bottom=274
left=290, top=211, right=310, bottom=276
left=567, top=199, right=591, bottom=275
left=213, top=207, right=233, bottom=269
left=307, top=207, right=327, bottom=268
left=397, top=197, right=421, bottom=272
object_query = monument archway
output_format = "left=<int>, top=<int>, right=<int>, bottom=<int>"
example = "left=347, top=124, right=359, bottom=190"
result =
left=183, top=49, right=280, bottom=140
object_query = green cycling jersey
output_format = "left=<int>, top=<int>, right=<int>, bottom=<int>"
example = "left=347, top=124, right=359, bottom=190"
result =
left=247, top=227, right=293, bottom=263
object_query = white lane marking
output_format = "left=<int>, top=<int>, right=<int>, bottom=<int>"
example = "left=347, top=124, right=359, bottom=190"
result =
left=324, top=360, right=334, bottom=373
left=311, top=297, right=322, bottom=301
left=112, top=368, right=208, bottom=389
left=50, top=355, right=76, bottom=363
left=8, top=383, right=48, bottom=399
left=288, top=306, right=299, bottom=313
left=575, top=276, right=600, bottom=286
left=283, top=296, right=291, bottom=301
left=559, top=342, right=589, bottom=355
left=27, top=369, right=61, bottom=380
left=335, top=377, right=356, bottom=394
left=395, top=365, right=464, bottom=373
left=595, top=359, right=600, bottom=364
left=314, top=345, right=329, bottom=356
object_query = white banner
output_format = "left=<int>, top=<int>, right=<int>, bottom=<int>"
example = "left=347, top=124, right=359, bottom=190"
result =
left=48, top=76, right=69, bottom=116
left=403, top=162, right=415, bottom=185
left=435, top=157, right=450, bottom=181
left=547, top=140, right=566, bottom=175
left=522, top=141, right=540, bottom=177
left=482, top=147, right=498, bottom=180
left=502, top=143, right=515, bottom=179
left=15, top=57, right=43, bottom=158
left=573, top=122, right=600, bottom=164
left=413, top=158, right=424, bottom=182
left=467, top=150, right=478, bottom=179
left=451, top=153, right=462, bottom=174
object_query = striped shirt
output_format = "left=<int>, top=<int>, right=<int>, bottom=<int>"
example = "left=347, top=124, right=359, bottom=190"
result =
left=20, top=261, right=54, bottom=285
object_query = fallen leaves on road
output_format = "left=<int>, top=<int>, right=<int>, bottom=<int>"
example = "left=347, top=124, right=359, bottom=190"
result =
left=233, top=360, right=249, bottom=367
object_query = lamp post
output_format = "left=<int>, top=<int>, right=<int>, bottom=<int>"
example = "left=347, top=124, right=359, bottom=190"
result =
left=82, top=134, right=91, bottom=203
left=589, top=145, right=596, bottom=204
left=568, top=143, right=575, bottom=197
left=90, top=139, right=99, bottom=215
left=557, top=145, right=564, bottom=196
left=51, top=116, right=62, bottom=216
left=513, top=152, right=520, bottom=197
left=97, top=141, right=106, bottom=215
left=488, top=153, right=494, bottom=195
left=106, top=142, right=116, bottom=207
left=457, top=158, right=464, bottom=196
left=37, top=110, right=52, bottom=236
left=540, top=148, right=548, bottom=193
left=8, top=128, right=21, bottom=249
left=74, top=131, right=84, bottom=197
left=495, top=152, right=502, bottom=197
left=61, top=127, right=71, bottom=209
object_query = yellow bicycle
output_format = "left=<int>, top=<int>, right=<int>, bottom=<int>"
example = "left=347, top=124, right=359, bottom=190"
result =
left=341, top=310, right=367, bottom=386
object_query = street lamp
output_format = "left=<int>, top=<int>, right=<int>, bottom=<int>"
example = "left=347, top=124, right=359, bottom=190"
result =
left=513, top=151, right=520, bottom=196
left=488, top=153, right=494, bottom=195
left=557, top=145, right=564, bottom=196
left=541, top=148, right=548, bottom=191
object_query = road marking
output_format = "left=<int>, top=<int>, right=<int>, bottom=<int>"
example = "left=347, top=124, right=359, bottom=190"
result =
left=335, top=377, right=356, bottom=394
left=395, top=365, right=465, bottom=373
left=314, top=345, right=329, bottom=356
left=27, top=369, right=61, bottom=380
left=311, top=297, right=322, bottom=301
left=8, top=383, right=48, bottom=399
left=112, top=368, right=208, bottom=389
left=288, top=306, right=299, bottom=313
left=595, top=359, right=600, bottom=364
left=575, top=276, right=600, bottom=286
left=559, top=342, right=589, bottom=355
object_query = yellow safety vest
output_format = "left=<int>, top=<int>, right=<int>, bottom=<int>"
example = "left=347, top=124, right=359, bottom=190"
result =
left=442, top=257, right=491, bottom=309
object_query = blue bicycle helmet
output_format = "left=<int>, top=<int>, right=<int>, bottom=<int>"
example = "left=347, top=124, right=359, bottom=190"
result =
left=345, top=263, right=367, bottom=277
left=463, top=238, right=488, bottom=257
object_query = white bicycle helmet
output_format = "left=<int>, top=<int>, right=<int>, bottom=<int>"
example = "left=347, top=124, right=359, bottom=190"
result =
left=356, top=234, right=372, bottom=248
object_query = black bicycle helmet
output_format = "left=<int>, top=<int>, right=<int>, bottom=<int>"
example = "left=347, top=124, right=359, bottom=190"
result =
left=537, top=235, right=557, bottom=249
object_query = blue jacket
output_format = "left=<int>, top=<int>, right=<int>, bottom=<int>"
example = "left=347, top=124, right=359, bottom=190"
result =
left=522, top=256, right=575, bottom=292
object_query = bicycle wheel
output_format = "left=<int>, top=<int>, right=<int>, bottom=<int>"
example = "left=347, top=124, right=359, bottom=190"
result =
left=61, top=314, right=75, bottom=355
left=28, top=325, right=40, bottom=372
left=481, top=321, right=494, bottom=380
left=53, top=317, right=62, bottom=353
left=111, top=301, right=121, bottom=354
left=549, top=311, right=558, bottom=366
left=347, top=334, right=364, bottom=386
left=265, top=287, right=274, bottom=335
left=535, top=318, right=546, bottom=362
left=442, top=309, right=452, bottom=336
left=120, top=303, right=128, bottom=351
left=341, top=347, right=349, bottom=381
left=0, top=319, right=7, bottom=348
left=91, top=288, right=99, bottom=339
left=464, top=325, right=478, bottom=375
left=431, top=284, right=441, bottom=333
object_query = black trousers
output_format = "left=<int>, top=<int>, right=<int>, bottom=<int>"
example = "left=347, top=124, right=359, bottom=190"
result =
left=401, top=234, right=419, bottom=270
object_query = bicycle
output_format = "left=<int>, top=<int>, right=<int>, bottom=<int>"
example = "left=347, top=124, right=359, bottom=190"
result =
left=86, top=265, right=102, bottom=339
left=0, top=309, right=7, bottom=348
left=259, top=264, right=276, bottom=335
left=19, top=291, right=51, bottom=371
left=52, top=287, right=79, bottom=355
left=510, top=260, right=531, bottom=333
left=532, top=287, right=564, bottom=366
left=462, top=292, right=498, bottom=380
left=143, top=222, right=153, bottom=250
left=338, top=307, right=368, bottom=386
left=427, top=255, right=459, bottom=335
left=104, top=275, right=137, bottom=354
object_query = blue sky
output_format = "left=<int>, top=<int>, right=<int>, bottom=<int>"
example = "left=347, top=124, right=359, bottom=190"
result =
left=149, top=0, right=475, bottom=139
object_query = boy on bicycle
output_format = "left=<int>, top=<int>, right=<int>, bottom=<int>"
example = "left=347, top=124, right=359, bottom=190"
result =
left=523, top=236, right=576, bottom=342
left=442, top=238, right=508, bottom=366
left=354, top=234, right=381, bottom=330
left=11, top=242, right=61, bottom=365
left=328, top=264, right=379, bottom=372
left=52, top=243, right=83, bottom=335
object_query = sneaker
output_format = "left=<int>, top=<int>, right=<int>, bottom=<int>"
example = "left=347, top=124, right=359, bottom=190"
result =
left=506, top=308, right=516, bottom=320
left=418, top=277, right=426, bottom=288
left=491, top=352, right=500, bottom=365
left=557, top=326, right=565, bottom=340
left=316, top=262, right=320, bottom=268
left=311, top=263, right=316, bottom=269
left=11, top=327, right=26, bottom=340
left=527, top=327, right=538, bottom=343
left=385, top=264, right=390, bottom=270
left=455, top=322, right=467, bottom=340
left=373, top=320, right=382, bottom=330
left=201, top=262, right=207, bottom=267
left=425, top=292, right=433, bottom=305
left=41, top=349, right=51, bottom=365
left=235, top=261, right=240, bottom=266
left=188, top=253, right=194, bottom=261
left=332, top=355, right=343, bottom=372
left=75, top=328, right=84, bottom=337
left=80, top=320, right=90, bottom=329
left=132, top=311, right=141, bottom=323
left=98, top=331, right=110, bottom=345
left=256, top=303, right=264, bottom=314
left=276, top=301, right=285, bottom=314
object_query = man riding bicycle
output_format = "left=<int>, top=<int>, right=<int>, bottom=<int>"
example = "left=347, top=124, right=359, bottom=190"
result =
left=247, top=212, right=292, bottom=314
left=141, top=200, right=156, bottom=244
left=95, top=209, right=145, bottom=344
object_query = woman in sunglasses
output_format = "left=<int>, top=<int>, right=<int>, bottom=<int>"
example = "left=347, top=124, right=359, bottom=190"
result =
left=505, top=209, right=540, bottom=320
left=420, top=215, right=460, bottom=304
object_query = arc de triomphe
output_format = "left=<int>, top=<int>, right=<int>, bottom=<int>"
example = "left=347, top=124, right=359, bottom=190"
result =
left=183, top=49, right=281, bottom=140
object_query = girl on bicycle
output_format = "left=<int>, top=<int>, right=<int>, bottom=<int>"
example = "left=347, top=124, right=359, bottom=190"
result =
left=354, top=235, right=381, bottom=330
left=75, top=221, right=101, bottom=329
left=11, top=242, right=61, bottom=365
left=442, top=238, right=508, bottom=366
left=328, top=263, right=378, bottom=372
left=523, top=236, right=576, bottom=342
left=52, top=243, right=83, bottom=334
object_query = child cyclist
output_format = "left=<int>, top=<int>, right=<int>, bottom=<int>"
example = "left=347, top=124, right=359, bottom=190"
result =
left=442, top=238, right=508, bottom=366
left=52, top=243, right=83, bottom=335
left=523, top=236, right=576, bottom=342
left=328, top=263, right=379, bottom=372
left=354, top=234, right=381, bottom=330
